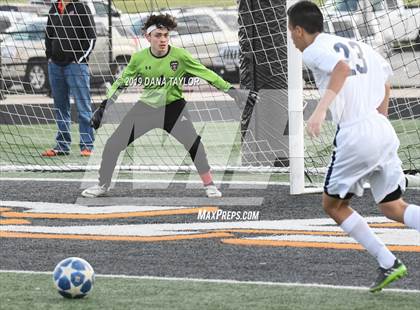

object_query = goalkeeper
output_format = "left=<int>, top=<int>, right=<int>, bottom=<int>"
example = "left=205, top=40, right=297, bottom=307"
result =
left=82, top=14, right=256, bottom=198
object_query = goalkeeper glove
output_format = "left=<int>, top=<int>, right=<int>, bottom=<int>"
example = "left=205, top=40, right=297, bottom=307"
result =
left=91, top=99, right=108, bottom=130
left=227, top=87, right=259, bottom=132
left=227, top=87, right=259, bottom=109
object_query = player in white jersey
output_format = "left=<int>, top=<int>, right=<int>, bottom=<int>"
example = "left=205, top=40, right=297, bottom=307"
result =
left=287, top=1, right=420, bottom=292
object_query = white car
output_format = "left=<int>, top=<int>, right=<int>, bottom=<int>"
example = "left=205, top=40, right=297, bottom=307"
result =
left=323, top=0, right=420, bottom=52
left=1, top=19, right=140, bottom=93
left=119, top=12, right=151, bottom=37
left=130, top=8, right=239, bottom=70
left=0, top=3, right=49, bottom=16
left=82, top=0, right=121, bottom=17
left=0, top=11, right=37, bottom=33
left=171, top=8, right=238, bottom=69
left=28, top=0, right=121, bottom=17
left=210, top=19, right=367, bottom=83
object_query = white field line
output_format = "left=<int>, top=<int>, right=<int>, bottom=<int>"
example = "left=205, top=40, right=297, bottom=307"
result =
left=0, top=177, right=291, bottom=186
left=0, top=269, right=419, bottom=294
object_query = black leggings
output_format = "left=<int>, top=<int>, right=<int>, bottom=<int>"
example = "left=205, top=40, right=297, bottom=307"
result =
left=99, top=99, right=210, bottom=186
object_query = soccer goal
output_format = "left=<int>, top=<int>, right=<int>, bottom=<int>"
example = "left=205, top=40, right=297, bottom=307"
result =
left=0, top=0, right=419, bottom=194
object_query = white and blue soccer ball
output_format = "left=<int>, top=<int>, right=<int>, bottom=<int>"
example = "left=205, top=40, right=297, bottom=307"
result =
left=53, top=257, right=95, bottom=298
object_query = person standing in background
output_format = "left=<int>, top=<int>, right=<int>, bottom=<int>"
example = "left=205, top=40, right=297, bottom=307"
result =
left=42, top=0, right=96, bottom=157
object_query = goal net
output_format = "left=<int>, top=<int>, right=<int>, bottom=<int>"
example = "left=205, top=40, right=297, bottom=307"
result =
left=0, top=0, right=419, bottom=193
left=291, top=0, right=420, bottom=193
left=0, top=0, right=249, bottom=174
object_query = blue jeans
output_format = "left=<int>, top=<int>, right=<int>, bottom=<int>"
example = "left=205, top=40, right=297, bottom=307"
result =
left=48, top=62, right=94, bottom=152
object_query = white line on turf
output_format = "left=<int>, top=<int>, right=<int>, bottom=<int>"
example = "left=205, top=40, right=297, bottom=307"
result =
left=0, top=270, right=419, bottom=294
left=0, top=177, right=291, bottom=186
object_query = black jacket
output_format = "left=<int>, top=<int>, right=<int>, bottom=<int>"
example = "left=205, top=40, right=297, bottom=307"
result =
left=45, top=0, right=96, bottom=65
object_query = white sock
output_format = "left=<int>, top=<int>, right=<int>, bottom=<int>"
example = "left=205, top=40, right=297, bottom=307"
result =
left=404, top=204, right=420, bottom=231
left=340, top=211, right=396, bottom=269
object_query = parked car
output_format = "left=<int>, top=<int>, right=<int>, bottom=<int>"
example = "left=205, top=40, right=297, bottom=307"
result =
left=210, top=19, right=370, bottom=84
left=89, top=19, right=141, bottom=81
left=28, top=0, right=52, bottom=5
left=82, top=0, right=121, bottom=17
left=0, top=17, right=48, bottom=92
left=0, top=19, right=139, bottom=93
left=171, top=8, right=238, bottom=70
left=121, top=9, right=182, bottom=37
left=127, top=15, right=146, bottom=36
left=0, top=11, right=37, bottom=33
left=0, top=3, right=49, bottom=15
left=322, top=0, right=420, bottom=52
left=28, top=0, right=121, bottom=17
left=119, top=12, right=151, bottom=36
left=128, top=8, right=238, bottom=71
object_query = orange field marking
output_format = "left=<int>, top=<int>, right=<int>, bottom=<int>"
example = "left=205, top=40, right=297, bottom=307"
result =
left=0, top=208, right=12, bottom=212
left=0, top=231, right=234, bottom=242
left=221, top=239, right=420, bottom=252
left=217, top=229, right=346, bottom=236
left=0, top=207, right=219, bottom=220
left=0, top=219, right=31, bottom=225
left=1, top=228, right=418, bottom=252
left=369, top=223, right=405, bottom=228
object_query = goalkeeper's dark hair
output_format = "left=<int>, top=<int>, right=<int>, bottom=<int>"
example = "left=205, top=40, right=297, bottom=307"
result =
left=142, top=14, right=177, bottom=33
left=287, top=1, right=323, bottom=34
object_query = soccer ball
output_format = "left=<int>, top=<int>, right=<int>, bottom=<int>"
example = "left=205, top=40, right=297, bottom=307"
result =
left=53, top=257, right=95, bottom=298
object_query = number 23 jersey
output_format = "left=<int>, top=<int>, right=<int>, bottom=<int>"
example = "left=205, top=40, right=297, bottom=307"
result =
left=303, top=33, right=393, bottom=125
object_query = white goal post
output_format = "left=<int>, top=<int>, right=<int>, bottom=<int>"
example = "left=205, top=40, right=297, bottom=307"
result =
left=287, top=0, right=305, bottom=194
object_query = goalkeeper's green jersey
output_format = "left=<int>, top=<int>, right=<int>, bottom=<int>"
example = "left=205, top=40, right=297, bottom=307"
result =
left=107, top=45, right=232, bottom=108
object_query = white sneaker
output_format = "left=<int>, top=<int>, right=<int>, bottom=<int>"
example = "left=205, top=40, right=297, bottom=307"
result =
left=81, top=184, right=108, bottom=198
left=205, top=185, right=222, bottom=198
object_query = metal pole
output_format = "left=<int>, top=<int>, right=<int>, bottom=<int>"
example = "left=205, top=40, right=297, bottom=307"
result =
left=108, top=0, right=113, bottom=65
left=0, top=37, right=5, bottom=100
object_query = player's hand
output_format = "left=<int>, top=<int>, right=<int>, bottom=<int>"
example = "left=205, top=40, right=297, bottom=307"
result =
left=91, top=99, right=108, bottom=130
left=306, top=108, right=327, bottom=138
left=227, top=87, right=259, bottom=109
